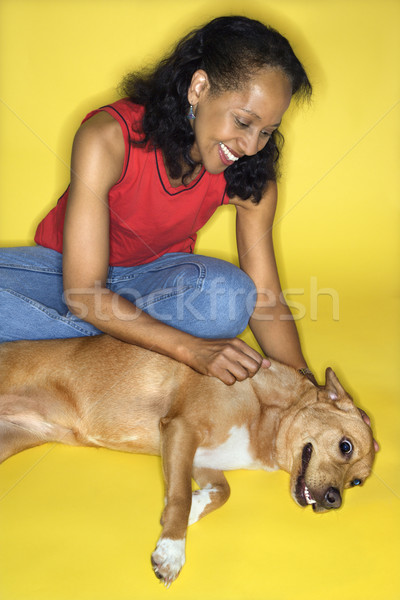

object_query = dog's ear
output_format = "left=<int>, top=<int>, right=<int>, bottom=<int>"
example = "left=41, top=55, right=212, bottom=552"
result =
left=322, top=368, right=355, bottom=412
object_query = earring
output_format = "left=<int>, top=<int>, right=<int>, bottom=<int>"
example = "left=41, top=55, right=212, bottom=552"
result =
left=187, top=105, right=196, bottom=120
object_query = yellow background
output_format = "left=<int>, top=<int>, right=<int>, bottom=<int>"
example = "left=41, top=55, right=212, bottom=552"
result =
left=1, top=1, right=399, bottom=599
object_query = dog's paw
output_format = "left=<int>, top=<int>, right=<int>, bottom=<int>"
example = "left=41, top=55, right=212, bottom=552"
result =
left=151, top=537, right=185, bottom=587
left=188, top=486, right=216, bottom=525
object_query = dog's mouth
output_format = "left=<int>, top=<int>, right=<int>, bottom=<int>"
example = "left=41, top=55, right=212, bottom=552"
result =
left=295, top=443, right=316, bottom=510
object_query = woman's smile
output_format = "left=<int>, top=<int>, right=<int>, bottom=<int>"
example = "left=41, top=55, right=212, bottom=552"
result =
left=218, top=142, right=241, bottom=166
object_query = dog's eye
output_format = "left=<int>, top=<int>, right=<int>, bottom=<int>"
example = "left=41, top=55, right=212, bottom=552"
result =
left=339, top=439, right=353, bottom=455
left=351, top=478, right=362, bottom=486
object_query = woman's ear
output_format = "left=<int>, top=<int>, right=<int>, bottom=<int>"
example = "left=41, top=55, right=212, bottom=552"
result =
left=187, top=69, right=210, bottom=106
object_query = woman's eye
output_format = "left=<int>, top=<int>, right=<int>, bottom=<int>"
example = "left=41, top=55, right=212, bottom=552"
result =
left=339, top=439, right=353, bottom=455
left=234, top=118, right=248, bottom=128
left=261, top=131, right=272, bottom=138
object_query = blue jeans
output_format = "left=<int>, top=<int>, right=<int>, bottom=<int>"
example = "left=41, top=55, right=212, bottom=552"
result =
left=0, top=246, right=257, bottom=342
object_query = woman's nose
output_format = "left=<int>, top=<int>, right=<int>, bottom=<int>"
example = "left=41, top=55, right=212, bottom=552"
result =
left=239, top=132, right=260, bottom=157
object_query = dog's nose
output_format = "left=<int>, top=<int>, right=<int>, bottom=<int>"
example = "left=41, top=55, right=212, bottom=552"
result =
left=324, top=487, right=342, bottom=508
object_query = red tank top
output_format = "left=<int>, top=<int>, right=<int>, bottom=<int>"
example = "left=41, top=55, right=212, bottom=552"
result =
left=35, top=99, right=229, bottom=266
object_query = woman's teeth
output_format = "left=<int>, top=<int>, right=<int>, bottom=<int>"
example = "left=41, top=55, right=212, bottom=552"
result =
left=219, top=143, right=239, bottom=162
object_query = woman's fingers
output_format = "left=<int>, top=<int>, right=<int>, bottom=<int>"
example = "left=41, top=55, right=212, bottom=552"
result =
left=188, top=337, right=270, bottom=385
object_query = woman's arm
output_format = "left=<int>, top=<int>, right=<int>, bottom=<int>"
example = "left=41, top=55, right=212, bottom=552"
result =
left=235, top=185, right=378, bottom=437
left=232, top=181, right=311, bottom=371
left=62, top=113, right=265, bottom=384
left=63, top=112, right=195, bottom=359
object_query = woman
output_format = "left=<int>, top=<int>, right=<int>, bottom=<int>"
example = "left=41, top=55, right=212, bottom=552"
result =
left=0, top=16, right=315, bottom=386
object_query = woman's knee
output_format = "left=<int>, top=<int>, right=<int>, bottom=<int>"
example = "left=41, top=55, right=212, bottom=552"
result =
left=155, top=256, right=257, bottom=339
left=200, top=260, right=256, bottom=337
left=111, top=254, right=258, bottom=339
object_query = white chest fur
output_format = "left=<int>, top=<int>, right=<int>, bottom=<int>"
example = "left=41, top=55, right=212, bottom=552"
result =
left=193, top=425, right=276, bottom=471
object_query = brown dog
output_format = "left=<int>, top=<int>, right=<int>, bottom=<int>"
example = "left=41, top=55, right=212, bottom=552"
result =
left=0, top=335, right=375, bottom=586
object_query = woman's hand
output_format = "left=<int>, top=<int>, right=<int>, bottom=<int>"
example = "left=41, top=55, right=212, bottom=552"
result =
left=184, top=337, right=271, bottom=385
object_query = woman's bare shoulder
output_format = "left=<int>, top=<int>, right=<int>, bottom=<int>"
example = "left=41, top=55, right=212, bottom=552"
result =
left=71, top=110, right=125, bottom=176
left=75, top=110, right=124, bottom=148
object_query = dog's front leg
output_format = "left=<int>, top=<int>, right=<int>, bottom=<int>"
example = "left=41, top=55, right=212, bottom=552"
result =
left=151, top=416, right=198, bottom=587
left=189, top=467, right=230, bottom=525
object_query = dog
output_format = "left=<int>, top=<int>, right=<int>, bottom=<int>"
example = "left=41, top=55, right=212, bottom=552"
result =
left=0, top=334, right=375, bottom=586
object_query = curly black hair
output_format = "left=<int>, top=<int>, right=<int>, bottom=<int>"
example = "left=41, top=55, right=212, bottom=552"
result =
left=120, top=16, right=312, bottom=203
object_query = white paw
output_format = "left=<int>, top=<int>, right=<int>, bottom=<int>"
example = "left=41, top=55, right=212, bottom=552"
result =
left=188, top=485, right=216, bottom=525
left=151, top=538, right=185, bottom=587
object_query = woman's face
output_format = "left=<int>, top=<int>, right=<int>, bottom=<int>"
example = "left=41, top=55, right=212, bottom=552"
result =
left=188, top=68, right=292, bottom=174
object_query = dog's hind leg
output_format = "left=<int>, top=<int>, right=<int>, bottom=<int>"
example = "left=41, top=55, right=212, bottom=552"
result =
left=0, top=394, right=77, bottom=464
left=0, top=417, right=49, bottom=464
left=189, top=467, right=230, bottom=525
left=151, top=416, right=198, bottom=587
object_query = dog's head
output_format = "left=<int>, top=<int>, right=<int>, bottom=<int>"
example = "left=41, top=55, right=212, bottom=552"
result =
left=287, top=368, right=376, bottom=513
